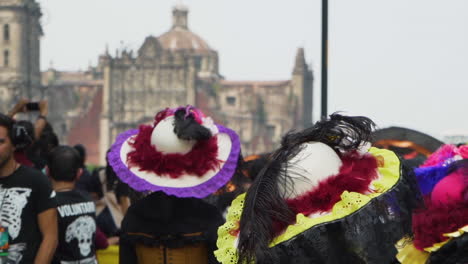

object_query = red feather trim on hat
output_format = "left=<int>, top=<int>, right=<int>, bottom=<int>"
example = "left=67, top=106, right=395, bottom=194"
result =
left=412, top=199, right=468, bottom=250
left=286, top=153, right=379, bottom=216
left=268, top=153, right=379, bottom=235
left=127, top=124, right=222, bottom=179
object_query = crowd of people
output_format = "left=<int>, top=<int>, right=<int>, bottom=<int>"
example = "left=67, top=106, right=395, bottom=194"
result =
left=0, top=100, right=465, bottom=264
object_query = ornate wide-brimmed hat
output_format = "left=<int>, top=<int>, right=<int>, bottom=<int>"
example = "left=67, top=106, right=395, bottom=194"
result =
left=395, top=144, right=468, bottom=264
left=107, top=106, right=240, bottom=198
left=216, top=114, right=417, bottom=264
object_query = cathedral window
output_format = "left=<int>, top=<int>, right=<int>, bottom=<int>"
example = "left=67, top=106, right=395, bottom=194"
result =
left=226, top=96, right=236, bottom=106
left=3, top=24, right=9, bottom=42
left=194, top=56, right=202, bottom=69
left=266, top=125, right=276, bottom=139
left=3, top=50, right=9, bottom=67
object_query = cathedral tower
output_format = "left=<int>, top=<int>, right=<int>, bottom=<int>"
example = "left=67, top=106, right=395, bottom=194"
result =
left=292, top=47, right=314, bottom=128
left=0, top=0, right=42, bottom=112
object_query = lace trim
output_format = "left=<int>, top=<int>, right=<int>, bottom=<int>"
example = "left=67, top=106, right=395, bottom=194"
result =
left=215, top=147, right=401, bottom=263
left=215, top=191, right=244, bottom=264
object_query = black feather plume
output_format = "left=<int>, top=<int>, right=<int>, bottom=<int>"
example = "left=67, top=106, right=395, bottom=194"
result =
left=172, top=109, right=212, bottom=140
left=237, top=113, right=375, bottom=264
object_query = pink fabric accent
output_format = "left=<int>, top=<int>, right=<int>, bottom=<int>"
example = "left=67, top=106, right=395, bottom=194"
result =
left=459, top=145, right=468, bottom=159
left=431, top=171, right=465, bottom=207
left=421, top=144, right=458, bottom=167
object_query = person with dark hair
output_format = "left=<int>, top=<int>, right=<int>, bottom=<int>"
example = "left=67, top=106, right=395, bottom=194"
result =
left=74, top=144, right=100, bottom=199
left=47, top=145, right=98, bottom=264
left=7, top=99, right=49, bottom=141
left=28, top=129, right=59, bottom=171
left=93, top=161, right=129, bottom=239
left=73, top=144, right=86, bottom=166
left=0, top=113, right=57, bottom=263
left=8, top=99, right=49, bottom=168
left=11, top=120, right=35, bottom=167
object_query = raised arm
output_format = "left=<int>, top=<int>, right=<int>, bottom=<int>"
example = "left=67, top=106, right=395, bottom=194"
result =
left=7, top=98, right=28, bottom=118
left=34, top=100, right=48, bottom=140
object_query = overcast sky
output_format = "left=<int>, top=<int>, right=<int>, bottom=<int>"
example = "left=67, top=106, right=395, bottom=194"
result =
left=37, top=0, right=468, bottom=139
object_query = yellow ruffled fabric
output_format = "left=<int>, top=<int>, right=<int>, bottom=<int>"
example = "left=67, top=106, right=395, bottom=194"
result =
left=395, top=237, right=430, bottom=264
left=215, top=192, right=245, bottom=264
left=424, top=225, right=468, bottom=252
left=396, top=225, right=468, bottom=264
left=215, top=147, right=401, bottom=263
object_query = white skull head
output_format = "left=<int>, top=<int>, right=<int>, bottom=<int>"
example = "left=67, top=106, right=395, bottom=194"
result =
left=65, top=216, right=96, bottom=257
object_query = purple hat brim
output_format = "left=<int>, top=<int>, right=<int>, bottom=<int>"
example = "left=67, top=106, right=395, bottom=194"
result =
left=107, top=125, right=241, bottom=198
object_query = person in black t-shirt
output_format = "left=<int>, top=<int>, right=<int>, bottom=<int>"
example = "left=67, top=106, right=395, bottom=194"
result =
left=47, top=146, right=97, bottom=264
left=0, top=113, right=57, bottom=264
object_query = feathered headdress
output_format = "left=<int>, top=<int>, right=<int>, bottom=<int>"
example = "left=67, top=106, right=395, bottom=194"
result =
left=237, top=113, right=375, bottom=263
left=107, top=106, right=241, bottom=198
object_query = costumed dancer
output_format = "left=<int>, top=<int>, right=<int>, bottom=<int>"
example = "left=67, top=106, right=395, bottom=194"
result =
left=396, top=144, right=468, bottom=264
left=216, top=114, right=419, bottom=264
left=107, top=106, right=241, bottom=264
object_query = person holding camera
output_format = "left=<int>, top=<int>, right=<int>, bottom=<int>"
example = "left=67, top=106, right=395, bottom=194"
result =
left=0, top=113, right=58, bottom=263
left=7, top=99, right=49, bottom=168
left=8, top=99, right=48, bottom=140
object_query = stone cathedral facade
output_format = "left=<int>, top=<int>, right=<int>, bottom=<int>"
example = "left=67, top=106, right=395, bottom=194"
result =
left=0, top=1, right=313, bottom=164
left=98, top=5, right=313, bottom=163
left=0, top=0, right=42, bottom=113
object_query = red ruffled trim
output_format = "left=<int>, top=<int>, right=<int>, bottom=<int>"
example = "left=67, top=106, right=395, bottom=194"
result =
left=412, top=200, right=468, bottom=250
left=286, top=152, right=379, bottom=216
left=154, top=108, right=173, bottom=125
left=127, top=124, right=221, bottom=179
left=268, top=153, right=379, bottom=235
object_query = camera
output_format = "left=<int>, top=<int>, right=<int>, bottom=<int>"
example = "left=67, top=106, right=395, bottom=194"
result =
left=25, top=102, right=40, bottom=111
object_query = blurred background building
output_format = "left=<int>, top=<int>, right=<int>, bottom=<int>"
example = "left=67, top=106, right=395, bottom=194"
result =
left=0, top=1, right=313, bottom=164
left=0, top=0, right=42, bottom=113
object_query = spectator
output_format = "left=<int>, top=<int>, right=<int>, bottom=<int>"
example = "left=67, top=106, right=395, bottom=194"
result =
left=108, top=106, right=240, bottom=264
left=74, top=144, right=99, bottom=199
left=74, top=151, right=122, bottom=246
left=47, top=146, right=98, bottom=264
left=93, top=164, right=124, bottom=243
left=0, top=113, right=57, bottom=263
left=12, top=120, right=35, bottom=167
left=7, top=99, right=49, bottom=168
left=31, top=129, right=59, bottom=170
left=7, top=99, right=49, bottom=141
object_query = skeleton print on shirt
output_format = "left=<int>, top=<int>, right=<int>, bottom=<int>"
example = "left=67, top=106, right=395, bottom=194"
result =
left=0, top=187, right=32, bottom=264
left=0, top=187, right=32, bottom=239
left=0, top=166, right=57, bottom=264
left=65, top=216, right=96, bottom=257
left=6, top=243, right=26, bottom=264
